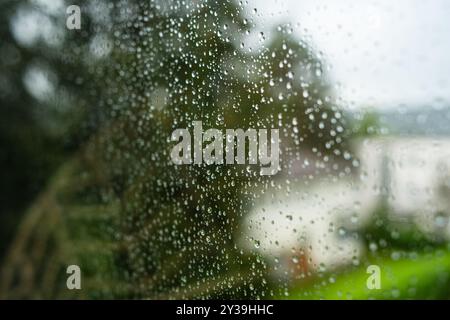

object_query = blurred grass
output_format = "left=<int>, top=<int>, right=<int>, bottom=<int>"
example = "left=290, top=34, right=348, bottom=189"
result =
left=284, top=249, right=450, bottom=300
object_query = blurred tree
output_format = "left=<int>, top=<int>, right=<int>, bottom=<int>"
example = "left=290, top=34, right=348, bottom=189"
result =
left=0, top=0, right=114, bottom=260
left=0, top=0, right=351, bottom=299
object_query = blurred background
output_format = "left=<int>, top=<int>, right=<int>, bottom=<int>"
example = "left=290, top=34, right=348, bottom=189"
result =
left=1, top=0, right=450, bottom=299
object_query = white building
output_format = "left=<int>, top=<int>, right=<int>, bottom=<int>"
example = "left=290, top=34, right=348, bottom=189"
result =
left=244, top=136, right=450, bottom=271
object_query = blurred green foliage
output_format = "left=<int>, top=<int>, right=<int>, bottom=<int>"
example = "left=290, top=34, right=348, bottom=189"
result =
left=283, top=205, right=450, bottom=299
left=286, top=248, right=450, bottom=299
left=0, top=0, right=351, bottom=299
left=2, top=0, right=448, bottom=301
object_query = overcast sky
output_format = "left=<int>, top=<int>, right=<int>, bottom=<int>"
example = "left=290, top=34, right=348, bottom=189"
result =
left=249, top=0, right=450, bottom=110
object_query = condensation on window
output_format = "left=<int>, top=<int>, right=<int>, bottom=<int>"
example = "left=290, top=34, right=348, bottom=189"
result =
left=1, top=0, right=450, bottom=300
